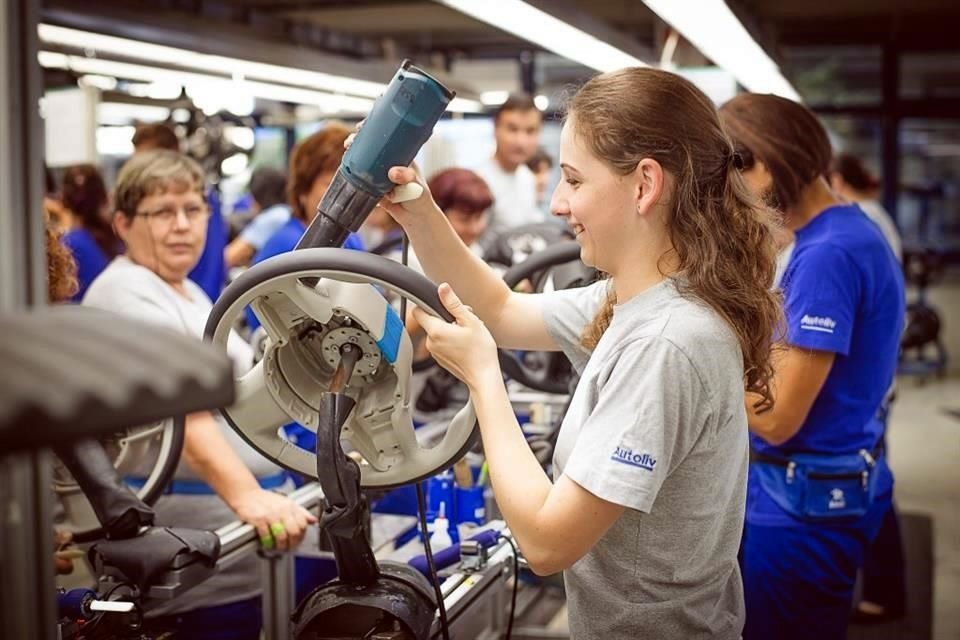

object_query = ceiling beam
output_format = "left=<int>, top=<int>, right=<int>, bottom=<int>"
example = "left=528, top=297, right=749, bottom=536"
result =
left=810, top=97, right=960, bottom=120
left=776, top=16, right=960, bottom=50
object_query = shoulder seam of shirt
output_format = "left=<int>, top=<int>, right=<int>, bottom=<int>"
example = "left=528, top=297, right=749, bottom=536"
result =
left=795, top=231, right=871, bottom=275
left=787, top=236, right=865, bottom=286
left=605, top=330, right=719, bottom=414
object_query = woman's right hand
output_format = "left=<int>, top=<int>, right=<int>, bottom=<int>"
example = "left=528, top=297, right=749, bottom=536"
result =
left=344, top=122, right=442, bottom=227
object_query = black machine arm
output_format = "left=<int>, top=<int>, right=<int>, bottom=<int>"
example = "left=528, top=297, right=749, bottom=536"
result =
left=315, top=344, right=381, bottom=586
left=54, top=439, right=156, bottom=541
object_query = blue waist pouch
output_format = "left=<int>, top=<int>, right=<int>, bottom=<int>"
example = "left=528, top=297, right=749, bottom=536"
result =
left=750, top=448, right=880, bottom=521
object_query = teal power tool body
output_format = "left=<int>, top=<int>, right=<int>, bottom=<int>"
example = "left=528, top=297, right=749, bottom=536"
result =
left=295, top=59, right=455, bottom=251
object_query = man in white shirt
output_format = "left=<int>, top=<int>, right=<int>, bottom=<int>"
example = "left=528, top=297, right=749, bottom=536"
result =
left=475, top=94, right=546, bottom=236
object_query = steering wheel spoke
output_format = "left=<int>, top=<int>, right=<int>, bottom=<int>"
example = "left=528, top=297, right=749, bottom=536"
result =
left=233, top=363, right=298, bottom=436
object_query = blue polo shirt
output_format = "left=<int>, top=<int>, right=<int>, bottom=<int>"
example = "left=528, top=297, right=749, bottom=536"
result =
left=245, top=216, right=365, bottom=330
left=748, top=203, right=905, bottom=524
left=64, top=228, right=119, bottom=302
left=188, top=189, right=228, bottom=302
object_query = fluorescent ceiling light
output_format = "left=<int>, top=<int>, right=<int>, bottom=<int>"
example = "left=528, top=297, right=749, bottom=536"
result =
left=96, top=125, right=136, bottom=156
left=224, top=127, right=256, bottom=151
left=97, top=102, right=170, bottom=126
left=436, top=0, right=646, bottom=72
left=126, top=81, right=183, bottom=100
left=38, top=25, right=482, bottom=114
left=38, top=24, right=385, bottom=98
left=534, top=94, right=549, bottom=110
left=641, top=0, right=801, bottom=101
left=449, top=97, right=484, bottom=113
left=39, top=52, right=376, bottom=114
left=221, top=153, right=249, bottom=177
left=480, top=90, right=509, bottom=106
left=78, top=74, right=117, bottom=91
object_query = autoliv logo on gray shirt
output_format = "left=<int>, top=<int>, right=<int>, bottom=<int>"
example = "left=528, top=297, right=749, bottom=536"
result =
left=610, top=446, right=657, bottom=471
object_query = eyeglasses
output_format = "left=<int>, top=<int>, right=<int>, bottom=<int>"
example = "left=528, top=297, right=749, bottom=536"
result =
left=135, top=203, right=210, bottom=225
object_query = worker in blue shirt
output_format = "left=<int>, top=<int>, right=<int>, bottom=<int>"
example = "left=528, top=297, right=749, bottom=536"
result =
left=60, top=164, right=122, bottom=301
left=721, top=94, right=905, bottom=640
left=188, top=185, right=228, bottom=301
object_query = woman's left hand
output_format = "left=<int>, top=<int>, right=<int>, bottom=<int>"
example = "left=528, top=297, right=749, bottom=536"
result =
left=412, top=283, right=500, bottom=391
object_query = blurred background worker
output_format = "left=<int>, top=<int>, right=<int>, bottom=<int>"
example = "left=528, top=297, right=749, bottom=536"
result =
left=527, top=147, right=555, bottom=213
left=475, top=94, right=546, bottom=237
left=60, top=164, right=121, bottom=301
left=224, top=167, right=289, bottom=269
left=830, top=152, right=903, bottom=262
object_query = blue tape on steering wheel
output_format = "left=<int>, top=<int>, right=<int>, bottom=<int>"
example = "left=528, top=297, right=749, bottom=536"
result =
left=377, top=305, right=404, bottom=364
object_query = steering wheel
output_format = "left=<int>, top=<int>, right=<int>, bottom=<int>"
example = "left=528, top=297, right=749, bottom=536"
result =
left=369, top=233, right=405, bottom=257
left=484, top=222, right=573, bottom=267
left=498, top=241, right=596, bottom=394
left=54, top=417, right=185, bottom=543
left=205, top=248, right=478, bottom=489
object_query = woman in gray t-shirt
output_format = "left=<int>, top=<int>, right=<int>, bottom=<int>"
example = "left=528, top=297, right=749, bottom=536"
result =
left=359, top=67, right=781, bottom=638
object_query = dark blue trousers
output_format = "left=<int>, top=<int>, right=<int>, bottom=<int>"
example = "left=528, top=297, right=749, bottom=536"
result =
left=741, top=493, right=892, bottom=640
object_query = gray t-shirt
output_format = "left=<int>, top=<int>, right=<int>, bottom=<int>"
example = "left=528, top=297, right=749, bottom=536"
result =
left=83, top=256, right=284, bottom=616
left=543, top=278, right=748, bottom=639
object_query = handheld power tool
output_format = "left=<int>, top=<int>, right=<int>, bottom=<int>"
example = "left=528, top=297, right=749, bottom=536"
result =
left=295, top=59, right=453, bottom=251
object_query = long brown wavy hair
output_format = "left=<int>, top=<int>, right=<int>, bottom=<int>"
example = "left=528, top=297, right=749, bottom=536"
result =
left=569, top=68, right=782, bottom=409
left=44, top=208, right=78, bottom=302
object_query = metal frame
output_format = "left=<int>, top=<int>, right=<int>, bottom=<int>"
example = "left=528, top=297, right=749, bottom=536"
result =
left=0, top=0, right=56, bottom=637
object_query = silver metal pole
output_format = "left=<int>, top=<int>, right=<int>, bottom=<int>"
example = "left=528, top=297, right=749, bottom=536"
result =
left=0, top=0, right=56, bottom=636
left=260, top=551, right=295, bottom=640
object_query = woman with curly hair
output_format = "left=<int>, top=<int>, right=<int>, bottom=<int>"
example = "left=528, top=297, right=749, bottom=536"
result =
left=45, top=209, right=78, bottom=302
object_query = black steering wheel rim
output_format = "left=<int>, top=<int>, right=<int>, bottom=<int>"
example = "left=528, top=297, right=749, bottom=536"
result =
left=497, top=241, right=587, bottom=394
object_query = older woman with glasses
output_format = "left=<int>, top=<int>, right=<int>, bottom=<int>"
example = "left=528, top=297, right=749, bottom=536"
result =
left=83, top=150, right=315, bottom=639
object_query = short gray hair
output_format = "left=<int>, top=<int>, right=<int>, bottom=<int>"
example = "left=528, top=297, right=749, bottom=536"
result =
left=114, top=150, right=205, bottom=218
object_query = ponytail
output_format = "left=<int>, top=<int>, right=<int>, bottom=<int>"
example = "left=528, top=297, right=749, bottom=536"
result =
left=672, top=163, right=782, bottom=409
